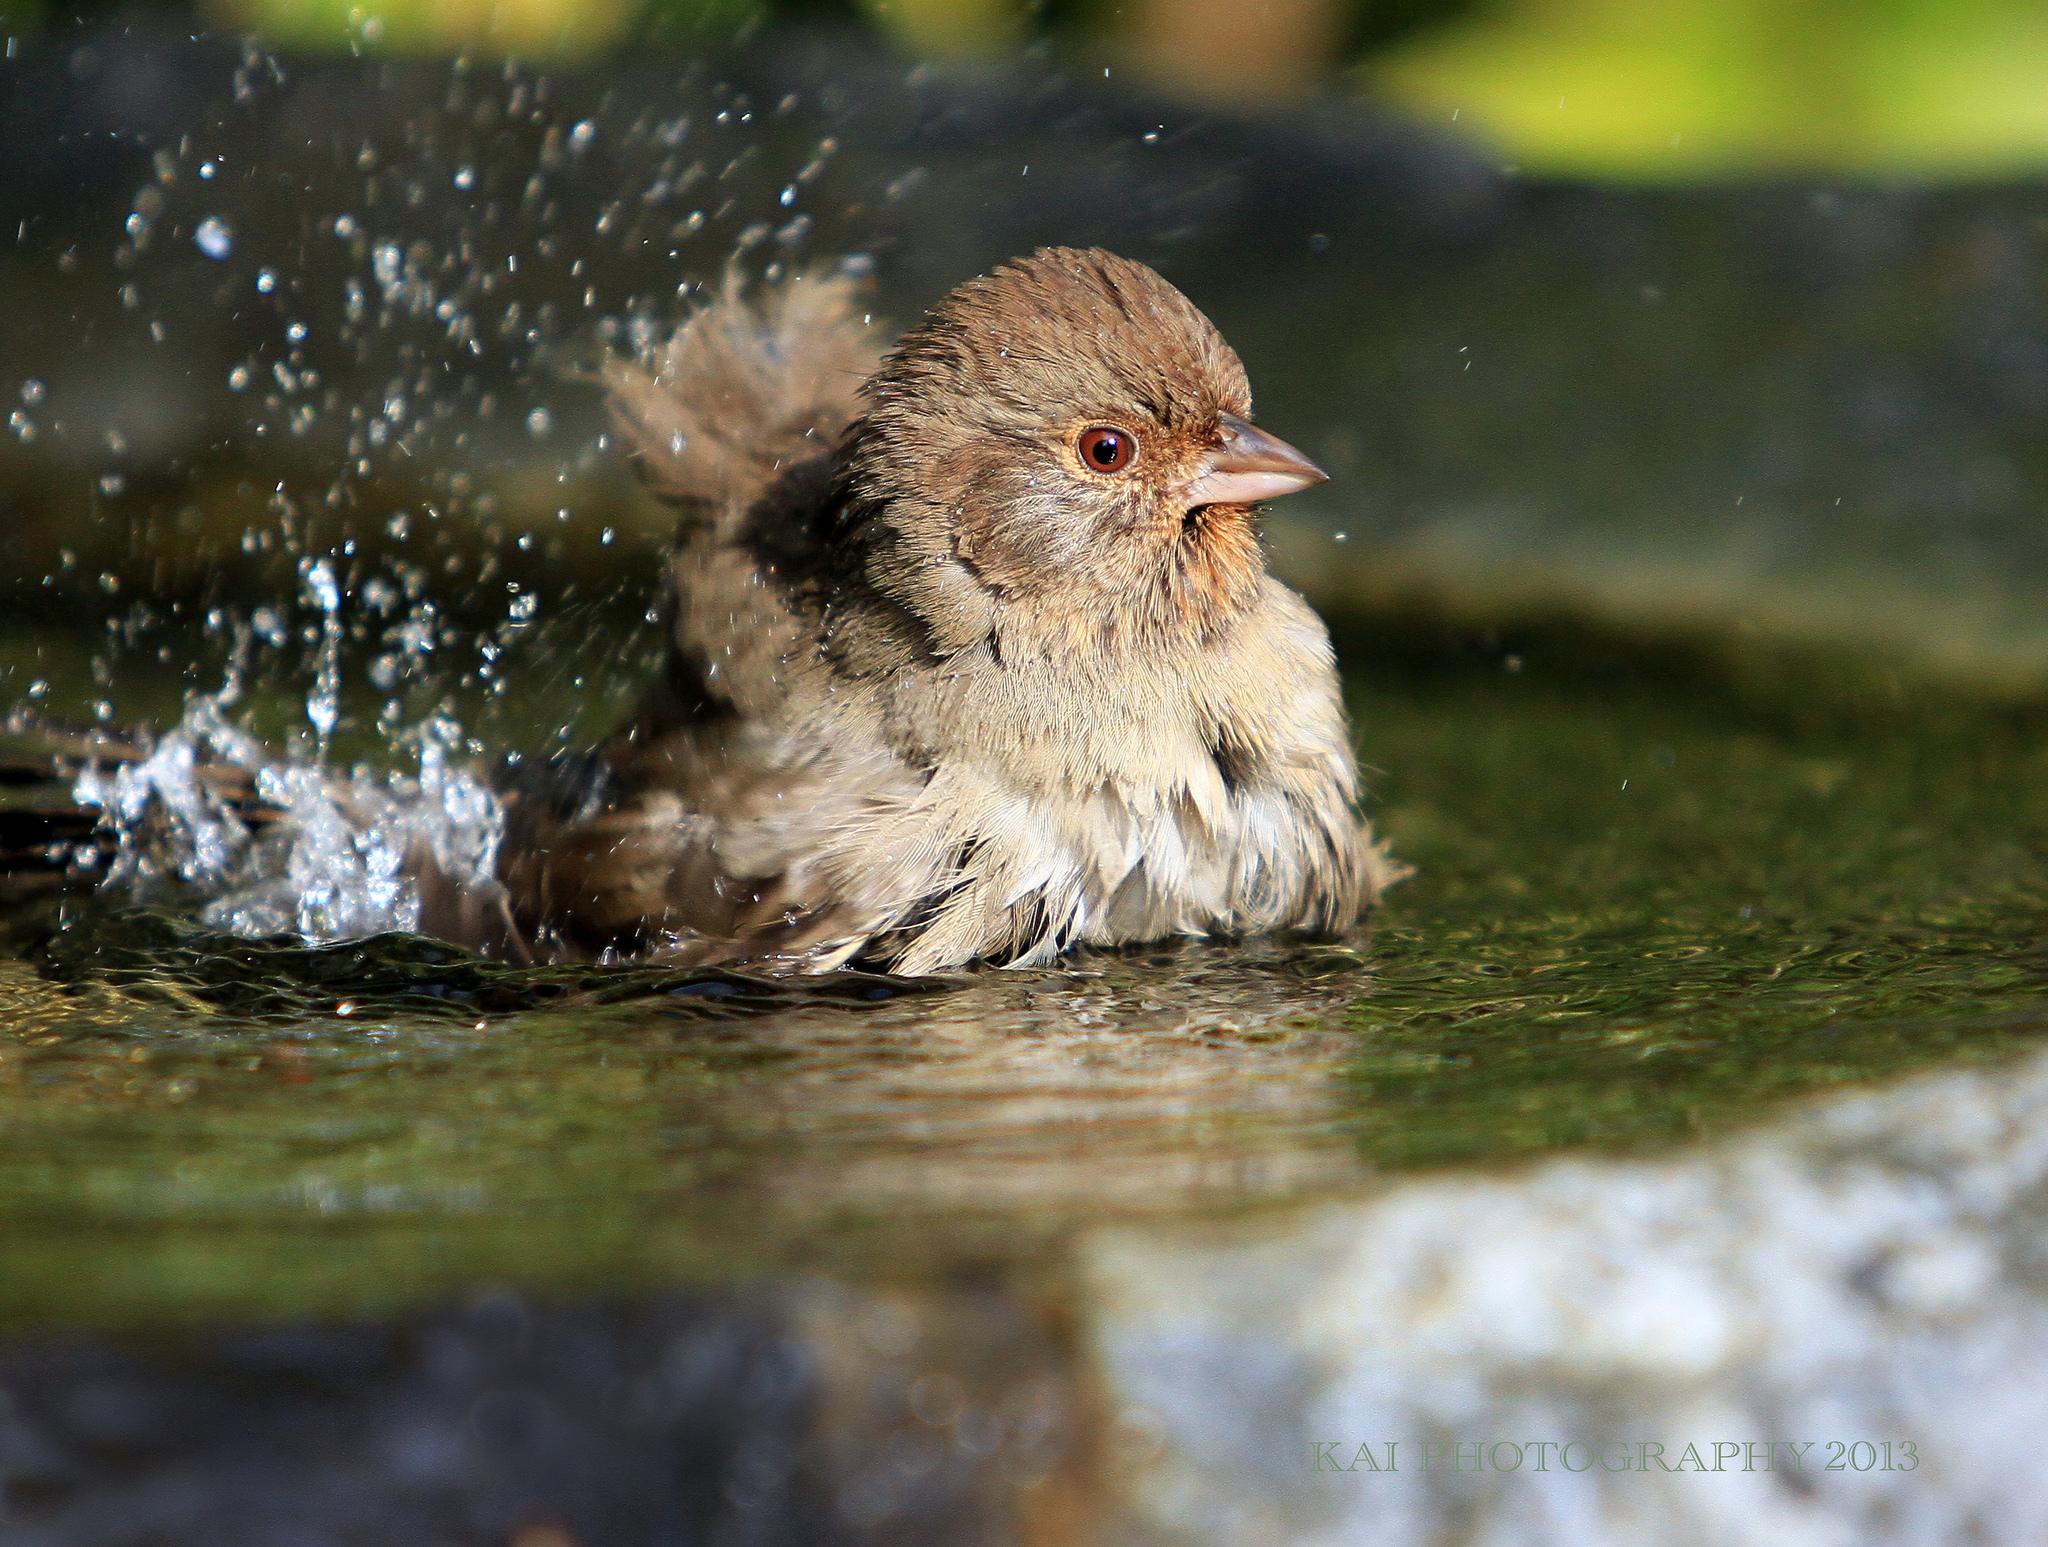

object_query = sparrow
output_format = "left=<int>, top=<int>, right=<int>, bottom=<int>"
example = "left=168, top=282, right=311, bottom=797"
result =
left=491, top=246, right=1402, bottom=973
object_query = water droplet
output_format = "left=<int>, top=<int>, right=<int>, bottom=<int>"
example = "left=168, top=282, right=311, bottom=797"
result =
left=301, top=558, right=344, bottom=746
left=453, top=166, right=476, bottom=191
left=525, top=407, right=551, bottom=438
left=228, top=364, right=251, bottom=390
left=302, top=558, right=342, bottom=615
left=257, top=269, right=278, bottom=294
left=194, top=216, right=233, bottom=259
left=569, top=119, right=596, bottom=152
left=333, top=214, right=357, bottom=239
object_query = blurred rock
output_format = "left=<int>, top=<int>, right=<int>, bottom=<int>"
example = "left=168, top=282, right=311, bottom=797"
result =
left=1079, top=1041, right=2048, bottom=1545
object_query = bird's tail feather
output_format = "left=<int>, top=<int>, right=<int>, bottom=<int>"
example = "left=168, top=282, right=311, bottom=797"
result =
left=604, top=266, right=880, bottom=529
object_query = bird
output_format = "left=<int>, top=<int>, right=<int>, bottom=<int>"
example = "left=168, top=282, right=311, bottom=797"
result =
left=484, top=246, right=1404, bottom=973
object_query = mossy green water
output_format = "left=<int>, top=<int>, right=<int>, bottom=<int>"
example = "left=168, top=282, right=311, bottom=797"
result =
left=1, top=611, right=2045, bottom=1329
left=1342, top=611, right=2048, bottom=1166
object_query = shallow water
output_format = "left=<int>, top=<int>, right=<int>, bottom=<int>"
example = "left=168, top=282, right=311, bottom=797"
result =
left=3, top=610, right=2044, bottom=1336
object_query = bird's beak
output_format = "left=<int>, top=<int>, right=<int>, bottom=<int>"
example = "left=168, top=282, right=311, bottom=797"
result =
left=1179, top=412, right=1329, bottom=509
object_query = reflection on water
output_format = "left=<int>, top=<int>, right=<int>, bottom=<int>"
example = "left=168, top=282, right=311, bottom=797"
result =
left=0, top=919, right=1378, bottom=1328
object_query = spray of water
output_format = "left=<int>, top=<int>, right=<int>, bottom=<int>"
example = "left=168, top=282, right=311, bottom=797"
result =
left=74, top=627, right=507, bottom=943
left=40, top=40, right=872, bottom=948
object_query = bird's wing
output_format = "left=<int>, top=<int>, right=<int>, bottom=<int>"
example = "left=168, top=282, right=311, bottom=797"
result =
left=562, top=268, right=947, bottom=970
left=496, top=732, right=933, bottom=971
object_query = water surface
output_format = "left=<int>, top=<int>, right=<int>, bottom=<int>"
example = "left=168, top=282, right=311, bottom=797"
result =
left=4, top=610, right=2044, bottom=1332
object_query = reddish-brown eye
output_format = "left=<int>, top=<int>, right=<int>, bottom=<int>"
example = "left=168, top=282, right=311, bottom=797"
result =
left=1076, top=425, right=1138, bottom=474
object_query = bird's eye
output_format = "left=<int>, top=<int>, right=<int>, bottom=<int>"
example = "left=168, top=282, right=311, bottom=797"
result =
left=1076, top=425, right=1138, bottom=474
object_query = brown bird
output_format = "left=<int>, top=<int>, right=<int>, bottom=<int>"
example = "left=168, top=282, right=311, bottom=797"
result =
left=489, top=246, right=1403, bottom=973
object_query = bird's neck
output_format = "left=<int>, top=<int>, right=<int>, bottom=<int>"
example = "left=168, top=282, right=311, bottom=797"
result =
left=837, top=502, right=1266, bottom=668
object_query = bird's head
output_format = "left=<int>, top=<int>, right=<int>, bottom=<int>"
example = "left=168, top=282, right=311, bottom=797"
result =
left=844, top=247, right=1326, bottom=650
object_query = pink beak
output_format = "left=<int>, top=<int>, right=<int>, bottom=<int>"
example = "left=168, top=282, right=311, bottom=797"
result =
left=1179, top=412, right=1328, bottom=509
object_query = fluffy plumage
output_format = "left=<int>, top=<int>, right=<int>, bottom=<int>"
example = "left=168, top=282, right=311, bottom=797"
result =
left=499, top=247, right=1403, bottom=972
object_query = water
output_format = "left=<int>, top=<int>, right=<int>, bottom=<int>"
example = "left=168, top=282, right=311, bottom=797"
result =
left=4, top=605, right=2045, bottom=1335
left=71, top=690, right=506, bottom=941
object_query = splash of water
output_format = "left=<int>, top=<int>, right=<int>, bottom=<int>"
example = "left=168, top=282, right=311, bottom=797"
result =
left=46, top=47, right=861, bottom=949
left=75, top=672, right=505, bottom=944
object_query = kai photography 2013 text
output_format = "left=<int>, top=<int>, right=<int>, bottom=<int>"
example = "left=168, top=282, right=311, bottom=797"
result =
left=1311, top=1440, right=1919, bottom=1475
